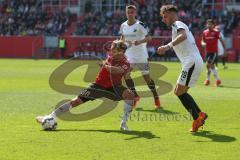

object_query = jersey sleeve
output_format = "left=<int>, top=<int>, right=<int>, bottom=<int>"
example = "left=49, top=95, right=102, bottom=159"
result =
left=202, top=31, right=206, bottom=42
left=174, top=21, right=186, bottom=31
left=219, top=32, right=224, bottom=39
left=139, top=22, right=149, bottom=36
left=119, top=24, right=123, bottom=35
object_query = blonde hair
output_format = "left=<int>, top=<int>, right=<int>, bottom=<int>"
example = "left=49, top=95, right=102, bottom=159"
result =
left=112, top=40, right=127, bottom=52
left=160, top=4, right=178, bottom=15
left=126, top=4, right=137, bottom=10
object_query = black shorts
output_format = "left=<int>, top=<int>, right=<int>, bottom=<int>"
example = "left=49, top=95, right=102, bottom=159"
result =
left=206, top=53, right=217, bottom=64
left=78, top=83, right=127, bottom=102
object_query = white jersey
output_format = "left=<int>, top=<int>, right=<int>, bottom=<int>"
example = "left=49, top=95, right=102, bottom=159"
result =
left=172, top=21, right=203, bottom=67
left=119, top=20, right=149, bottom=63
left=218, top=32, right=224, bottom=56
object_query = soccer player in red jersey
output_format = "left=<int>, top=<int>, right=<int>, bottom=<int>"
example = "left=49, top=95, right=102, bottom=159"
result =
left=36, top=40, right=134, bottom=131
left=201, top=19, right=226, bottom=86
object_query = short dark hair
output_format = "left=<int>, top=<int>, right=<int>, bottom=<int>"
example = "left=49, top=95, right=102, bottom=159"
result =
left=126, top=5, right=137, bottom=10
left=160, top=4, right=178, bottom=15
left=207, top=19, right=214, bottom=24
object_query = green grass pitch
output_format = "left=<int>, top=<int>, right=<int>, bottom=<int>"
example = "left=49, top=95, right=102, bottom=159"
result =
left=0, top=59, right=239, bottom=160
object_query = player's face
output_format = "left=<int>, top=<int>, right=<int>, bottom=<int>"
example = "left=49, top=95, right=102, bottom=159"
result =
left=110, top=43, right=119, bottom=55
left=126, top=8, right=136, bottom=20
left=207, top=23, right=214, bottom=30
left=110, top=42, right=124, bottom=57
left=161, top=12, right=172, bottom=26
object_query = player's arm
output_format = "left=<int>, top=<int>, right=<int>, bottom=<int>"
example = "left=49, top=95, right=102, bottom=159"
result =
left=104, top=64, right=125, bottom=74
left=133, top=35, right=152, bottom=46
left=120, top=35, right=125, bottom=41
left=157, top=29, right=186, bottom=54
left=219, top=35, right=227, bottom=55
left=201, top=35, right=206, bottom=47
left=133, top=22, right=152, bottom=45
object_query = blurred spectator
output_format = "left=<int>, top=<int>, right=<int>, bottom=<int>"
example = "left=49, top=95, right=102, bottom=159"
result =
left=0, top=0, right=239, bottom=36
left=0, top=0, right=71, bottom=36
left=74, top=0, right=240, bottom=36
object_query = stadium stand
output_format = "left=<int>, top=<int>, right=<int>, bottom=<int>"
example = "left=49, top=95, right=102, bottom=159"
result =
left=0, top=0, right=239, bottom=61
left=0, top=0, right=72, bottom=36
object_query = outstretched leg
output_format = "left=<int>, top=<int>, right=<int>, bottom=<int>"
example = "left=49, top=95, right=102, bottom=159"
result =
left=143, top=74, right=160, bottom=108
left=175, top=84, right=207, bottom=133
left=120, top=89, right=134, bottom=131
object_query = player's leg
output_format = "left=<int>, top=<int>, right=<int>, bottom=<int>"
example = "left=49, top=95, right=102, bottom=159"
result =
left=36, top=96, right=86, bottom=123
left=209, top=53, right=221, bottom=86
left=124, top=66, right=140, bottom=106
left=176, top=63, right=207, bottom=133
left=142, top=74, right=161, bottom=108
left=36, top=84, right=103, bottom=123
left=50, top=96, right=85, bottom=118
left=204, top=53, right=212, bottom=85
left=124, top=72, right=138, bottom=97
left=222, top=56, right=228, bottom=69
left=113, top=85, right=134, bottom=131
left=175, top=84, right=201, bottom=120
left=138, top=63, right=160, bottom=108
left=120, top=88, right=135, bottom=131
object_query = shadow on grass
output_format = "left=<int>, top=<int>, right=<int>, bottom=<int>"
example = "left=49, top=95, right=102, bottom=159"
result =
left=135, top=107, right=179, bottom=115
left=218, top=85, right=240, bottom=89
left=193, top=131, right=236, bottom=142
left=56, top=129, right=160, bottom=140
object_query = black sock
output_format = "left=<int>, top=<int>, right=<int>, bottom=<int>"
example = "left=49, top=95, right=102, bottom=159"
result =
left=178, top=93, right=201, bottom=120
left=147, top=79, right=159, bottom=99
left=222, top=57, right=226, bottom=66
left=125, top=78, right=138, bottom=97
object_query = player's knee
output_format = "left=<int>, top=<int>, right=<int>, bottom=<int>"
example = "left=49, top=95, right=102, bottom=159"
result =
left=124, top=72, right=131, bottom=79
left=122, top=89, right=134, bottom=101
left=143, top=75, right=151, bottom=84
left=174, top=90, right=180, bottom=96
left=207, top=63, right=211, bottom=68
left=174, top=89, right=186, bottom=96
left=70, top=97, right=83, bottom=107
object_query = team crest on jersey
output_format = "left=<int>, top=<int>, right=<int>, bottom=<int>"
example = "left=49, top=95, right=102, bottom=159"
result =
left=133, top=29, right=137, bottom=32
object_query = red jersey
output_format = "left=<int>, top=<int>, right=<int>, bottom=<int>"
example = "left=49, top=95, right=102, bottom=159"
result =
left=202, top=29, right=220, bottom=53
left=95, top=55, right=130, bottom=88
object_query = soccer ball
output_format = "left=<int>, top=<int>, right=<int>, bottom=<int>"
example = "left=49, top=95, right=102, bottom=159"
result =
left=41, top=116, right=57, bottom=131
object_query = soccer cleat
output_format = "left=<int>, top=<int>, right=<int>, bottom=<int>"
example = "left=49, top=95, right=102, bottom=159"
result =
left=36, top=115, right=55, bottom=124
left=133, top=96, right=140, bottom=107
left=36, top=116, right=45, bottom=124
left=154, top=97, right=161, bottom=109
left=120, top=122, right=129, bottom=131
left=190, top=112, right=208, bottom=133
left=215, top=79, right=221, bottom=86
left=204, top=80, right=210, bottom=86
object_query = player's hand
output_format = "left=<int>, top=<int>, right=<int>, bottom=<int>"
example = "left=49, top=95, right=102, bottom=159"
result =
left=201, top=41, right=206, bottom=47
left=98, top=61, right=105, bottom=67
left=157, top=45, right=168, bottom=55
left=125, top=40, right=133, bottom=48
left=133, top=40, right=141, bottom=46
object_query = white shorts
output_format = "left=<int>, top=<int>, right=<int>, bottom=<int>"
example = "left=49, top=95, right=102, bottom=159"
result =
left=130, top=62, right=150, bottom=75
left=125, top=49, right=149, bottom=64
left=177, top=60, right=203, bottom=87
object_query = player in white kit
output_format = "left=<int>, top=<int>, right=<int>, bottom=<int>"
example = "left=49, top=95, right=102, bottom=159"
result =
left=157, top=5, right=208, bottom=133
left=215, top=26, right=228, bottom=69
left=119, top=5, right=160, bottom=109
